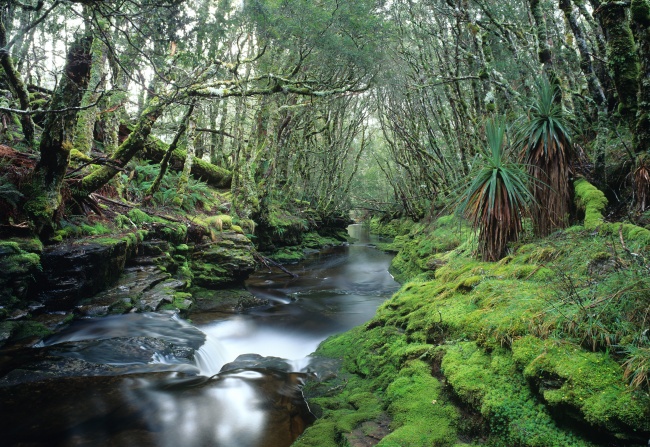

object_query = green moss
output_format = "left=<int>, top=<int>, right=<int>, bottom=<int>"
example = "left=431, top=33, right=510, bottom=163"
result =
left=10, top=321, right=52, bottom=341
left=631, top=0, right=650, bottom=26
left=369, top=217, right=417, bottom=238
left=512, top=336, right=650, bottom=435
left=387, top=216, right=472, bottom=283
left=574, top=178, right=607, bottom=229
left=382, top=360, right=458, bottom=446
left=1, top=252, right=40, bottom=276
left=300, top=324, right=460, bottom=447
left=70, top=149, right=93, bottom=162
left=127, top=208, right=155, bottom=224
left=442, top=342, right=596, bottom=447
left=300, top=211, right=650, bottom=446
left=160, top=292, right=193, bottom=311
left=600, top=3, right=640, bottom=119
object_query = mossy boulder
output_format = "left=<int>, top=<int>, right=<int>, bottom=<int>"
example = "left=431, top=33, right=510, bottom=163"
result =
left=35, top=232, right=143, bottom=311
left=189, top=286, right=268, bottom=314
left=190, top=231, right=256, bottom=288
left=0, top=239, right=43, bottom=311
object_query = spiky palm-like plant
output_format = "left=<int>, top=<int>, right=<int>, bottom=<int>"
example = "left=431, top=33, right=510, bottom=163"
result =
left=516, top=78, right=573, bottom=237
left=458, top=119, right=533, bottom=261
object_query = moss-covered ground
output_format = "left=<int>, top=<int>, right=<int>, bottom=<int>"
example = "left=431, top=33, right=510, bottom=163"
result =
left=295, top=180, right=650, bottom=447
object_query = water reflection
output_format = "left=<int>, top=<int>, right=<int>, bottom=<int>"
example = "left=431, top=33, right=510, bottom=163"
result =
left=202, top=226, right=399, bottom=365
left=0, top=224, right=396, bottom=447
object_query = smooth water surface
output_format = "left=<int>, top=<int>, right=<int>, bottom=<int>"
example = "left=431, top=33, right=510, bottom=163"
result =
left=0, top=224, right=398, bottom=447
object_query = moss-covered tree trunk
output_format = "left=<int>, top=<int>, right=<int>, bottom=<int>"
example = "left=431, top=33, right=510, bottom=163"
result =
left=529, top=0, right=554, bottom=71
left=147, top=103, right=195, bottom=197
left=24, top=34, right=93, bottom=237
left=175, top=113, right=196, bottom=207
left=631, top=0, right=650, bottom=210
left=72, top=21, right=107, bottom=155
left=574, top=0, right=613, bottom=97
left=631, top=0, right=650, bottom=155
left=560, top=0, right=608, bottom=108
left=75, top=95, right=164, bottom=197
left=0, top=20, right=35, bottom=148
left=598, top=1, right=640, bottom=120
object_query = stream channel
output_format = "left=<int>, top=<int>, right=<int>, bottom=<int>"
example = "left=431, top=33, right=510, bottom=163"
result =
left=0, top=224, right=399, bottom=447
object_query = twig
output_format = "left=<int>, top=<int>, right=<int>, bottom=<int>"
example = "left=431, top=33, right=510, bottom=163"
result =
left=91, top=193, right=135, bottom=208
left=252, top=251, right=299, bottom=278
left=0, top=90, right=106, bottom=116
left=65, top=156, right=126, bottom=178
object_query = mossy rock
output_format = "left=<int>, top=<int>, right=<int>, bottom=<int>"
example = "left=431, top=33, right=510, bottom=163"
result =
left=513, top=336, right=650, bottom=440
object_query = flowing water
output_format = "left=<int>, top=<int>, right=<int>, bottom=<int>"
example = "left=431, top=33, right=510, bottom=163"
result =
left=0, top=224, right=398, bottom=447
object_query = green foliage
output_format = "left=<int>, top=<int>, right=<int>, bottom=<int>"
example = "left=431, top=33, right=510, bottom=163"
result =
left=51, top=218, right=112, bottom=242
left=10, top=321, right=53, bottom=341
left=457, top=118, right=532, bottom=261
left=308, top=212, right=650, bottom=445
left=0, top=174, right=23, bottom=209
left=117, top=162, right=214, bottom=212
left=245, top=0, right=387, bottom=75
left=622, top=346, right=650, bottom=390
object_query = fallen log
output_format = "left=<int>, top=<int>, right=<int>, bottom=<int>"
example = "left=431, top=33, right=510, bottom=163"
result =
left=142, top=137, right=232, bottom=189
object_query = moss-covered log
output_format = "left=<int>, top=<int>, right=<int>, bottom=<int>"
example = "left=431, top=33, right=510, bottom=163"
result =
left=142, top=133, right=232, bottom=189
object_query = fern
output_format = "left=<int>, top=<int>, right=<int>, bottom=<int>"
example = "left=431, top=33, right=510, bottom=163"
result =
left=0, top=174, right=23, bottom=208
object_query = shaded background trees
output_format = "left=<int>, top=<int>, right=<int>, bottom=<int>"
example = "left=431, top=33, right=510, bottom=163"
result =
left=1, top=0, right=649, bottom=243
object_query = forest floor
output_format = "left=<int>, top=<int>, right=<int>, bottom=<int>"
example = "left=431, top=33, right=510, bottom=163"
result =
left=294, top=179, right=650, bottom=447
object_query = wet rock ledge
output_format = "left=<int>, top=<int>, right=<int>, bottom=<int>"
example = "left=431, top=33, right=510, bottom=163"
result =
left=0, top=223, right=259, bottom=349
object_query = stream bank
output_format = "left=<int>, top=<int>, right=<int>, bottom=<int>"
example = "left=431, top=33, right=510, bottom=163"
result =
left=0, top=223, right=396, bottom=447
left=0, top=198, right=350, bottom=350
left=295, top=180, right=650, bottom=447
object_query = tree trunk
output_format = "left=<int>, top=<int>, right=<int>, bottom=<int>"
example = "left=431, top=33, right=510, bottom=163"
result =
left=0, top=20, right=35, bottom=148
left=24, top=34, right=93, bottom=237
left=598, top=1, right=640, bottom=120
left=176, top=114, right=196, bottom=207
left=76, top=95, right=164, bottom=197
left=72, top=29, right=107, bottom=155
left=631, top=0, right=650, bottom=155
left=529, top=0, right=554, bottom=69
left=148, top=103, right=195, bottom=197
left=560, top=0, right=608, bottom=108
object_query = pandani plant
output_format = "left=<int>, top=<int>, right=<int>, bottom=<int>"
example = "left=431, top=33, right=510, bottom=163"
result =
left=634, top=153, right=649, bottom=212
left=516, top=78, right=573, bottom=236
left=457, top=118, right=533, bottom=261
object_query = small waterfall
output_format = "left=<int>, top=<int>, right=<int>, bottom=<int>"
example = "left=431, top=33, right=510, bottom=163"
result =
left=194, top=332, right=229, bottom=376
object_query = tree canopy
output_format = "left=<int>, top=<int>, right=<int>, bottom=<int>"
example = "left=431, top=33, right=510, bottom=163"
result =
left=1, top=0, right=649, bottom=242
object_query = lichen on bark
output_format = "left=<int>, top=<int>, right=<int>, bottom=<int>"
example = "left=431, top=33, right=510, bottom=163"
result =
left=598, top=1, right=640, bottom=119
left=24, top=34, right=93, bottom=237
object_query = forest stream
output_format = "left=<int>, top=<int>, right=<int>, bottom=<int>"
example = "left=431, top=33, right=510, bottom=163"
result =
left=0, top=224, right=399, bottom=447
